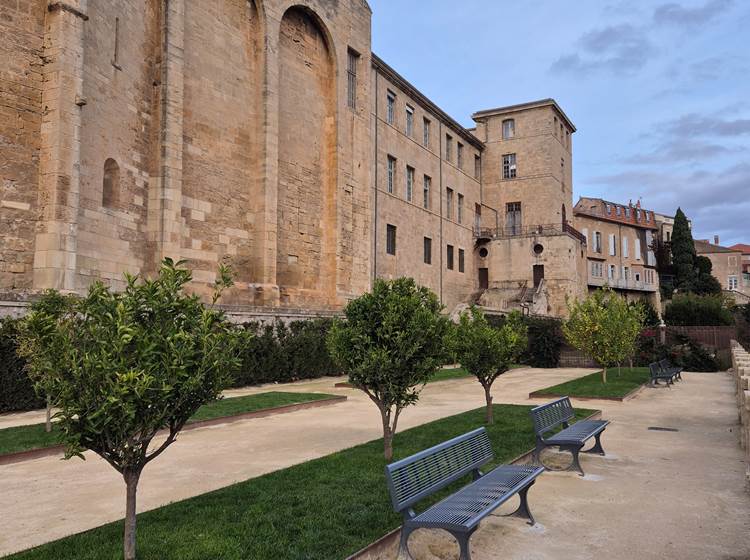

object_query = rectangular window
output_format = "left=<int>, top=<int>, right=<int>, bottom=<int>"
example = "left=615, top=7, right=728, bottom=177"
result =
left=616, top=206, right=622, bottom=216
left=458, top=248, right=465, bottom=273
left=606, top=204, right=612, bottom=215
left=608, top=264, right=616, bottom=279
left=594, top=231, right=602, bottom=253
left=609, top=233, right=617, bottom=256
left=635, top=272, right=641, bottom=283
left=582, top=228, right=589, bottom=245
left=729, top=275, right=739, bottom=290
left=386, top=224, right=397, bottom=255
left=423, top=117, right=431, bottom=147
left=423, top=237, right=432, bottom=265
left=387, top=155, right=396, bottom=194
left=636, top=209, right=641, bottom=221
left=446, top=188, right=454, bottom=220
left=447, top=244, right=454, bottom=270
left=635, top=239, right=642, bottom=260
left=502, top=153, right=517, bottom=179
left=346, top=49, right=359, bottom=109
left=624, top=266, right=630, bottom=281
left=457, top=194, right=464, bottom=224
left=445, top=134, right=453, bottom=161
left=591, top=261, right=603, bottom=278
left=457, top=142, right=464, bottom=169
left=112, top=17, right=121, bottom=69
left=623, top=236, right=629, bottom=258
left=423, top=175, right=431, bottom=209
left=502, top=119, right=515, bottom=139
left=506, top=201, right=522, bottom=234
left=625, top=207, right=631, bottom=218
left=406, top=165, right=414, bottom=202
left=474, top=154, right=481, bottom=179
left=386, top=91, right=396, bottom=125
left=405, top=105, right=414, bottom=137
left=475, top=203, right=481, bottom=232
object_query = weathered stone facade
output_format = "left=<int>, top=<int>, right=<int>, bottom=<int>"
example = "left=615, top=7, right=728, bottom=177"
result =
left=1, top=1, right=593, bottom=319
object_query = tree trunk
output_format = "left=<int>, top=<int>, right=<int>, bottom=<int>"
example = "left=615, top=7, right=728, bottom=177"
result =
left=601, top=367, right=608, bottom=384
left=628, top=357, right=633, bottom=369
left=45, top=395, right=52, bottom=433
left=123, top=468, right=141, bottom=560
left=383, top=425, right=393, bottom=462
left=483, top=385, right=494, bottom=425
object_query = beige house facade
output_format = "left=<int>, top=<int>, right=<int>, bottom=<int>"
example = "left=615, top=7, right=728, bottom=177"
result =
left=695, top=240, right=747, bottom=301
left=573, top=198, right=661, bottom=309
left=1, top=0, right=623, bottom=320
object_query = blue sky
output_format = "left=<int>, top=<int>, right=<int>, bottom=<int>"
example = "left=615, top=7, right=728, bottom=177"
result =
left=370, top=0, right=749, bottom=246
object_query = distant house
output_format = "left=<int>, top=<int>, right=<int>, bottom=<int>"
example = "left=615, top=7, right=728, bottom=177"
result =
left=695, top=239, right=747, bottom=301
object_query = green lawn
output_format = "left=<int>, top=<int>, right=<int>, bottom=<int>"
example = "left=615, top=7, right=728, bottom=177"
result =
left=430, top=364, right=524, bottom=383
left=0, top=392, right=336, bottom=457
left=7, top=403, right=594, bottom=560
left=532, top=367, right=650, bottom=399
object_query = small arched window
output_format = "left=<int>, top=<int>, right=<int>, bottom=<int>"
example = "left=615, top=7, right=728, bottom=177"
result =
left=102, top=158, right=119, bottom=207
left=502, top=118, right=515, bottom=140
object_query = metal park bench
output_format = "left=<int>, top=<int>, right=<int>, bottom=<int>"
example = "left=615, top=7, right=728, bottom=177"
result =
left=659, top=358, right=683, bottom=382
left=385, top=428, right=544, bottom=560
left=649, top=361, right=677, bottom=387
left=529, top=396, right=609, bottom=476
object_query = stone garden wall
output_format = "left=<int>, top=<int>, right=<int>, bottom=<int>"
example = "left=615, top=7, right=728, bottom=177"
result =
left=730, top=340, right=750, bottom=486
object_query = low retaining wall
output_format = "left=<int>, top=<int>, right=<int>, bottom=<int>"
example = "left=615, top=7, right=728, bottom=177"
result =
left=730, top=340, right=750, bottom=487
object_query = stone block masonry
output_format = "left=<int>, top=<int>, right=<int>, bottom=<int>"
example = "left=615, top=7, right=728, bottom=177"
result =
left=730, top=340, right=750, bottom=486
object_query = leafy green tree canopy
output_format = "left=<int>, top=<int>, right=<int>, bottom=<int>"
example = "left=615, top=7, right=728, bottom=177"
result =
left=327, top=278, right=452, bottom=461
left=454, top=308, right=527, bottom=424
left=17, top=258, right=246, bottom=560
left=670, top=208, right=698, bottom=292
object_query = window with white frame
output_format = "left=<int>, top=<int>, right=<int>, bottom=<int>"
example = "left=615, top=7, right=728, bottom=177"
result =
left=387, top=155, right=396, bottom=194
left=623, top=236, right=629, bottom=258
left=623, top=266, right=630, bottom=281
left=423, top=175, right=431, bottom=209
left=609, top=233, right=617, bottom=256
left=591, top=261, right=603, bottom=278
left=457, top=193, right=464, bottom=224
left=406, top=165, right=414, bottom=202
left=423, top=117, right=430, bottom=147
left=608, top=264, right=616, bottom=279
left=594, top=231, right=602, bottom=253
left=635, top=239, right=642, bottom=260
left=635, top=272, right=641, bottom=283
left=405, top=105, right=414, bottom=137
left=729, top=275, right=739, bottom=290
left=386, top=91, right=396, bottom=125
left=502, top=153, right=517, bottom=179
left=502, top=118, right=515, bottom=139
left=582, top=228, right=589, bottom=245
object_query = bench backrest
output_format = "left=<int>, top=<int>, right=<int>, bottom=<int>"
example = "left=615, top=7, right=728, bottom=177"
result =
left=649, top=362, right=661, bottom=377
left=658, top=359, right=670, bottom=369
left=529, top=396, right=575, bottom=436
left=384, top=428, right=494, bottom=513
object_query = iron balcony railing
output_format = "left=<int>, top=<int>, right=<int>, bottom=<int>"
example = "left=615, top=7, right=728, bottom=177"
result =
left=474, top=223, right=587, bottom=245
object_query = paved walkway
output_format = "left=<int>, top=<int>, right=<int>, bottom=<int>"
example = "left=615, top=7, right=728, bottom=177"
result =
left=391, top=371, right=750, bottom=560
left=0, top=367, right=588, bottom=556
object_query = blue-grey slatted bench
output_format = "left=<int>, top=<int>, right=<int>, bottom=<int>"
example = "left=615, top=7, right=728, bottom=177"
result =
left=384, top=427, right=544, bottom=560
left=529, top=396, right=609, bottom=476
left=649, top=362, right=676, bottom=387
left=659, top=358, right=683, bottom=381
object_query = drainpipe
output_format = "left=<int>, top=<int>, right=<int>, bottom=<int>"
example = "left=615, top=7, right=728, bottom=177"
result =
left=439, top=121, right=444, bottom=305
left=372, top=67, right=379, bottom=287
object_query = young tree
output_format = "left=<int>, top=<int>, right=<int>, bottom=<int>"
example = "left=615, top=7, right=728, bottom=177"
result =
left=454, top=308, right=527, bottom=424
left=563, top=288, right=623, bottom=383
left=17, top=259, right=246, bottom=560
left=671, top=208, right=697, bottom=292
left=327, top=278, right=452, bottom=461
left=611, top=300, right=645, bottom=372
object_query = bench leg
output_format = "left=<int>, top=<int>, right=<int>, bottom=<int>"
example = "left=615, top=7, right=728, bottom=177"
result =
left=504, top=481, right=536, bottom=525
left=582, top=431, right=606, bottom=456
left=448, top=528, right=476, bottom=560
left=397, top=526, right=415, bottom=560
left=561, top=444, right=585, bottom=476
left=531, top=441, right=545, bottom=466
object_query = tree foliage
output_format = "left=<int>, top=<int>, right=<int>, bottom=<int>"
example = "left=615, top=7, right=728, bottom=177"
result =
left=563, top=288, right=644, bottom=383
left=327, top=278, right=452, bottom=461
left=671, top=207, right=697, bottom=292
left=16, top=259, right=247, bottom=560
left=664, top=292, right=734, bottom=326
left=453, top=308, right=526, bottom=424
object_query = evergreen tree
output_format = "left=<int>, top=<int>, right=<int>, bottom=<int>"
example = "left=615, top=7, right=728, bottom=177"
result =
left=693, top=255, right=722, bottom=295
left=670, top=208, right=697, bottom=292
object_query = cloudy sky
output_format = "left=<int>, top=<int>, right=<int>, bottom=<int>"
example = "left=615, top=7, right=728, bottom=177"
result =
left=370, top=0, right=749, bottom=246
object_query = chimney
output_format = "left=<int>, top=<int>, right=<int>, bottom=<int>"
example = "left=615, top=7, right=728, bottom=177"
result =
left=714, top=235, right=720, bottom=245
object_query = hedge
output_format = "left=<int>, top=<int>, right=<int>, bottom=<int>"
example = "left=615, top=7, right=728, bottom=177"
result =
left=233, top=318, right=340, bottom=387
left=664, top=293, right=734, bottom=326
left=0, top=318, right=45, bottom=413
left=486, top=314, right=563, bottom=368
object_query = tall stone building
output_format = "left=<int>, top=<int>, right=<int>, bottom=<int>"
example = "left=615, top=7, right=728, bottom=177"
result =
left=0, top=0, right=589, bottom=319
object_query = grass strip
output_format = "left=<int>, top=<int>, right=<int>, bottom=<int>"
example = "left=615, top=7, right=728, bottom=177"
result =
left=8, top=403, right=594, bottom=560
left=531, top=367, right=650, bottom=399
left=0, top=392, right=336, bottom=457
left=430, top=364, right=524, bottom=383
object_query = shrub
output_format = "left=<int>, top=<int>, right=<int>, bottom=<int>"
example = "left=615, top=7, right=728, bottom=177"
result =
left=669, top=334, right=720, bottom=372
left=487, top=314, right=563, bottom=368
left=234, top=318, right=339, bottom=387
left=327, top=278, right=452, bottom=460
left=664, top=293, right=734, bottom=326
left=0, top=317, right=45, bottom=413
